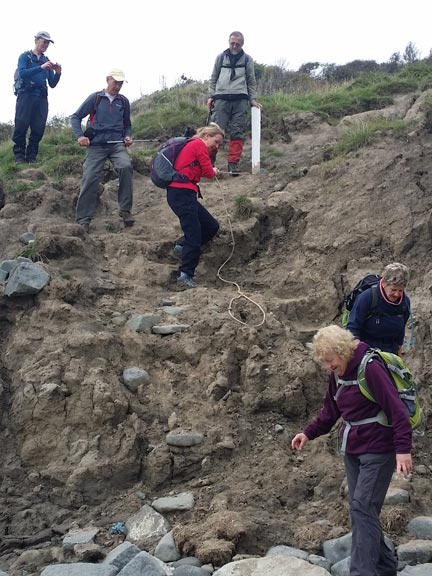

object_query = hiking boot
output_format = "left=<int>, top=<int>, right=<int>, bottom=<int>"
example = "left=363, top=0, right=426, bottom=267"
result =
left=26, top=159, right=37, bottom=164
left=119, top=210, right=135, bottom=227
left=176, top=272, right=197, bottom=290
left=15, top=158, right=25, bottom=164
left=170, top=244, right=183, bottom=261
left=228, top=162, right=240, bottom=177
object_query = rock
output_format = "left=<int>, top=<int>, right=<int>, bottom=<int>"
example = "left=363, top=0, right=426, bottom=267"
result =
left=125, top=504, right=170, bottom=550
left=166, top=433, right=204, bottom=447
left=173, top=566, right=210, bottom=576
left=397, top=540, right=432, bottom=564
left=103, top=541, right=141, bottom=570
left=152, top=324, right=190, bottom=335
left=384, top=487, right=410, bottom=505
left=63, top=527, right=100, bottom=550
left=19, top=231, right=36, bottom=245
left=154, top=530, right=181, bottom=562
left=266, top=545, right=308, bottom=560
left=408, top=517, right=432, bottom=539
left=212, top=556, right=330, bottom=575
left=322, top=532, right=352, bottom=563
left=41, top=564, right=118, bottom=576
left=152, top=493, right=195, bottom=513
left=4, top=261, right=50, bottom=296
left=116, top=550, right=171, bottom=575
left=122, top=367, right=150, bottom=392
left=126, top=314, right=161, bottom=333
left=400, top=565, right=432, bottom=575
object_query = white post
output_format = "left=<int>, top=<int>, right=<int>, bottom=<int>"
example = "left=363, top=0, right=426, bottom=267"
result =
left=251, top=107, right=261, bottom=174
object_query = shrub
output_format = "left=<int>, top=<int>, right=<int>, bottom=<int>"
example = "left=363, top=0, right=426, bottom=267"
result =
left=234, top=195, right=254, bottom=220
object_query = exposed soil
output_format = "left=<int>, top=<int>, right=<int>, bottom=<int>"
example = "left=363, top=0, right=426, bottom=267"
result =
left=1, top=91, right=432, bottom=574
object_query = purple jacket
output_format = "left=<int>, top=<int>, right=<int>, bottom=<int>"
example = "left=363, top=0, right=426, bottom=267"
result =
left=304, top=342, right=412, bottom=454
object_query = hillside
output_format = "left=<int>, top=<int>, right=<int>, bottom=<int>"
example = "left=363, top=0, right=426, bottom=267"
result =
left=1, top=84, right=432, bottom=575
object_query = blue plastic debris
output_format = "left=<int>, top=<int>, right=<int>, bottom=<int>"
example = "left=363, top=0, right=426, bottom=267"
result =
left=110, top=522, right=126, bottom=536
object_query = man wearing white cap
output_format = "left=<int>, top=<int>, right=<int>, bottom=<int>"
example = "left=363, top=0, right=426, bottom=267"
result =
left=12, top=31, right=62, bottom=163
left=70, top=70, right=134, bottom=232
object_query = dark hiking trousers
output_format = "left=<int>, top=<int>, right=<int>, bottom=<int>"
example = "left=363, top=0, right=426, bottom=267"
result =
left=345, top=452, right=397, bottom=576
left=13, top=92, right=48, bottom=162
left=167, top=187, right=219, bottom=278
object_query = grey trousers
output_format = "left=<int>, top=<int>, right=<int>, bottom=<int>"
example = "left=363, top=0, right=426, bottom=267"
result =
left=76, top=143, right=133, bottom=224
left=212, top=99, right=249, bottom=140
left=345, top=452, right=397, bottom=576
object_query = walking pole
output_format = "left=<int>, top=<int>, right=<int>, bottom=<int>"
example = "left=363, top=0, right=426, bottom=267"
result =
left=251, top=107, right=261, bottom=175
left=106, top=139, right=160, bottom=144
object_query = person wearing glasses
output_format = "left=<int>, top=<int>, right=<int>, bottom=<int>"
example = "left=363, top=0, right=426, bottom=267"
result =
left=12, top=31, right=62, bottom=164
left=208, top=31, right=262, bottom=176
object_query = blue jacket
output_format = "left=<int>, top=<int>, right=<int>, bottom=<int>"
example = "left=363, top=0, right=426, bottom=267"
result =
left=347, top=283, right=410, bottom=353
left=17, top=50, right=61, bottom=96
left=70, top=91, right=132, bottom=145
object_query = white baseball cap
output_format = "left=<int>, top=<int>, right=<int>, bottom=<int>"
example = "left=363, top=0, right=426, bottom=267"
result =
left=108, top=68, right=127, bottom=82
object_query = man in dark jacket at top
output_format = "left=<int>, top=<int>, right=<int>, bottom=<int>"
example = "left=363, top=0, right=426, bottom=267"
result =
left=70, top=69, right=134, bottom=233
left=347, top=263, right=411, bottom=355
left=208, top=31, right=262, bottom=176
left=12, top=31, right=62, bottom=164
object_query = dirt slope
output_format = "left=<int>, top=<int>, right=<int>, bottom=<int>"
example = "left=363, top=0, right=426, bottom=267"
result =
left=1, top=92, right=432, bottom=572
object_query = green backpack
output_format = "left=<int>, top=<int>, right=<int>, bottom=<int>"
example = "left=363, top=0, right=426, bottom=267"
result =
left=335, top=348, right=421, bottom=452
left=357, top=348, right=421, bottom=429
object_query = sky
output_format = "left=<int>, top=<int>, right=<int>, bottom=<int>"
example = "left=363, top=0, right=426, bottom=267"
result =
left=2, top=0, right=431, bottom=125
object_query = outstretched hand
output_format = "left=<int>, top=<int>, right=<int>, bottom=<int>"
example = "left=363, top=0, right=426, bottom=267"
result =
left=291, top=433, right=309, bottom=451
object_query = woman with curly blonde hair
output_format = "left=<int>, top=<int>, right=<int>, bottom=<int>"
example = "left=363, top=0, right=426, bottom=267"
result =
left=292, top=325, right=412, bottom=576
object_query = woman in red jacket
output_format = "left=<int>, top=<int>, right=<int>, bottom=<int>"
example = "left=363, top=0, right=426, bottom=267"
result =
left=167, top=123, right=225, bottom=290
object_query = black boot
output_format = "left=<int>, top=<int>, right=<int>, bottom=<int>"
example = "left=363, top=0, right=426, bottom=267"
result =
left=13, top=145, right=26, bottom=164
left=228, top=162, right=240, bottom=177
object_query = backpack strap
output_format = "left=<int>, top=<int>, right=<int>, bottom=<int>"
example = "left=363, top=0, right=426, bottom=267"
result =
left=89, top=93, right=100, bottom=126
left=334, top=353, right=391, bottom=453
left=333, top=377, right=359, bottom=401
left=365, top=284, right=379, bottom=320
left=340, top=415, right=389, bottom=453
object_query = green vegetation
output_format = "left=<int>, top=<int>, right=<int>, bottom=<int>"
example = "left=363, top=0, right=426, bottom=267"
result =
left=234, top=195, right=254, bottom=220
left=0, top=53, right=431, bottom=191
left=15, top=238, right=47, bottom=263
left=333, top=119, right=409, bottom=156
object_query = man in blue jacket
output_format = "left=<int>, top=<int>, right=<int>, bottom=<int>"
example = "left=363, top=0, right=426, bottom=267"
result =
left=347, top=263, right=411, bottom=354
left=12, top=31, right=62, bottom=163
left=70, top=69, right=134, bottom=233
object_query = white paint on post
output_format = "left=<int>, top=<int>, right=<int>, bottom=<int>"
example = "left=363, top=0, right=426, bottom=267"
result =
left=251, top=106, right=261, bottom=174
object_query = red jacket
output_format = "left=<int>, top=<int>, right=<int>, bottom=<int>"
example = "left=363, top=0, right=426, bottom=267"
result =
left=170, top=138, right=216, bottom=193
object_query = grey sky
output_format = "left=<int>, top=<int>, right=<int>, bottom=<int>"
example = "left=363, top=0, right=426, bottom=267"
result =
left=2, top=0, right=431, bottom=124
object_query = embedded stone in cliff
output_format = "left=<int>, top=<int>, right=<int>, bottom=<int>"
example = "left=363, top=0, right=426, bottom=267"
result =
left=4, top=261, right=50, bottom=296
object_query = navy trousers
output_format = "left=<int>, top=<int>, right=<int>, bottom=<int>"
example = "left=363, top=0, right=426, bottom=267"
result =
left=345, top=452, right=397, bottom=576
left=167, top=187, right=219, bottom=278
left=12, top=92, right=48, bottom=161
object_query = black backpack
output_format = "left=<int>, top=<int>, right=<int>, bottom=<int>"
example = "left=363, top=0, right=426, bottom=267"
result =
left=13, top=51, right=32, bottom=96
left=150, top=137, right=197, bottom=189
left=341, top=274, right=381, bottom=327
left=341, top=274, right=414, bottom=348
